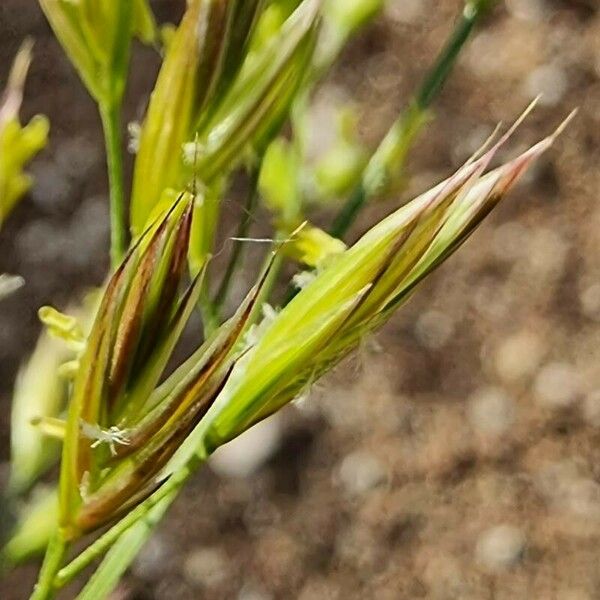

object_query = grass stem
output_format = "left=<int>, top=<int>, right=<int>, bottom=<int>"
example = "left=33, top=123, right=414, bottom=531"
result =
left=54, top=451, right=207, bottom=591
left=213, top=166, right=261, bottom=319
left=100, top=102, right=128, bottom=269
left=30, top=532, right=67, bottom=600
left=329, top=0, right=495, bottom=240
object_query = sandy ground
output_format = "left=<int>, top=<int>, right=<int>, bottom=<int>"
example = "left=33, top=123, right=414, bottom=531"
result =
left=2, top=0, right=600, bottom=598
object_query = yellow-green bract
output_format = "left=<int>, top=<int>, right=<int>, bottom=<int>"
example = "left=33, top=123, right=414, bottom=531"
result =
left=0, top=40, right=49, bottom=223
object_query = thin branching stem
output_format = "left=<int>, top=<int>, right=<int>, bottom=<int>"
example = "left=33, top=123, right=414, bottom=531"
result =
left=54, top=491, right=177, bottom=588
left=418, top=0, right=493, bottom=109
left=100, top=101, right=128, bottom=269
left=75, top=494, right=176, bottom=599
left=213, top=165, right=262, bottom=319
left=54, top=451, right=207, bottom=590
left=329, top=0, right=495, bottom=240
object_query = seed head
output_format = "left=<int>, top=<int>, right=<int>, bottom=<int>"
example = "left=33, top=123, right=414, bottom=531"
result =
left=198, top=112, right=573, bottom=447
left=57, top=198, right=272, bottom=537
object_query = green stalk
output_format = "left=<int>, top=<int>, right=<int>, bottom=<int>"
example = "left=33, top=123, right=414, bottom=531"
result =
left=29, top=531, right=68, bottom=600
left=417, top=0, right=493, bottom=109
left=54, top=487, right=179, bottom=588
left=54, top=449, right=208, bottom=596
left=213, top=166, right=261, bottom=318
left=75, top=494, right=175, bottom=600
left=99, top=102, right=128, bottom=269
left=330, top=0, right=494, bottom=240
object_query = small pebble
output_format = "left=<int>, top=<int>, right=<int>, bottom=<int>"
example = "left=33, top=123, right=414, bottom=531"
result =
left=298, top=580, right=341, bottom=600
left=472, top=278, right=510, bottom=322
left=415, top=310, right=454, bottom=350
left=534, top=362, right=582, bottom=410
left=475, top=525, right=526, bottom=570
left=421, top=552, right=465, bottom=598
left=453, top=124, right=495, bottom=164
left=535, top=460, right=580, bottom=503
left=468, top=386, right=515, bottom=437
left=30, top=160, right=73, bottom=213
left=524, top=64, right=569, bottom=107
left=17, top=220, right=66, bottom=264
left=535, top=461, right=600, bottom=522
left=305, top=87, right=347, bottom=162
left=492, top=221, right=528, bottom=262
left=243, top=499, right=281, bottom=536
left=183, top=547, right=230, bottom=589
left=366, top=52, right=399, bottom=93
left=238, top=585, right=273, bottom=600
left=506, top=0, right=550, bottom=22
left=566, top=478, right=600, bottom=521
left=494, top=331, right=545, bottom=383
left=64, top=196, right=110, bottom=269
left=555, top=589, right=593, bottom=600
left=337, top=451, right=387, bottom=496
left=582, top=391, right=600, bottom=426
left=579, top=283, right=600, bottom=321
left=133, top=535, right=171, bottom=581
left=335, top=524, right=380, bottom=571
left=55, top=135, right=100, bottom=179
left=385, top=0, right=425, bottom=24
left=526, top=228, right=568, bottom=280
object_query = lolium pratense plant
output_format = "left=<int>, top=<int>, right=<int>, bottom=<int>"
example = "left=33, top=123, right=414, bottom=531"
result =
left=0, top=0, right=574, bottom=598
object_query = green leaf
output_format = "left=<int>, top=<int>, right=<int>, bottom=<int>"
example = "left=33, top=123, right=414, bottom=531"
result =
left=323, top=0, right=383, bottom=36
left=316, top=0, right=384, bottom=69
left=189, top=184, right=223, bottom=277
left=76, top=496, right=171, bottom=600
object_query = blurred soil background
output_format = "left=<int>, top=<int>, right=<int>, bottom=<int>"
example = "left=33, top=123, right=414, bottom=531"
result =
left=2, top=0, right=600, bottom=598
